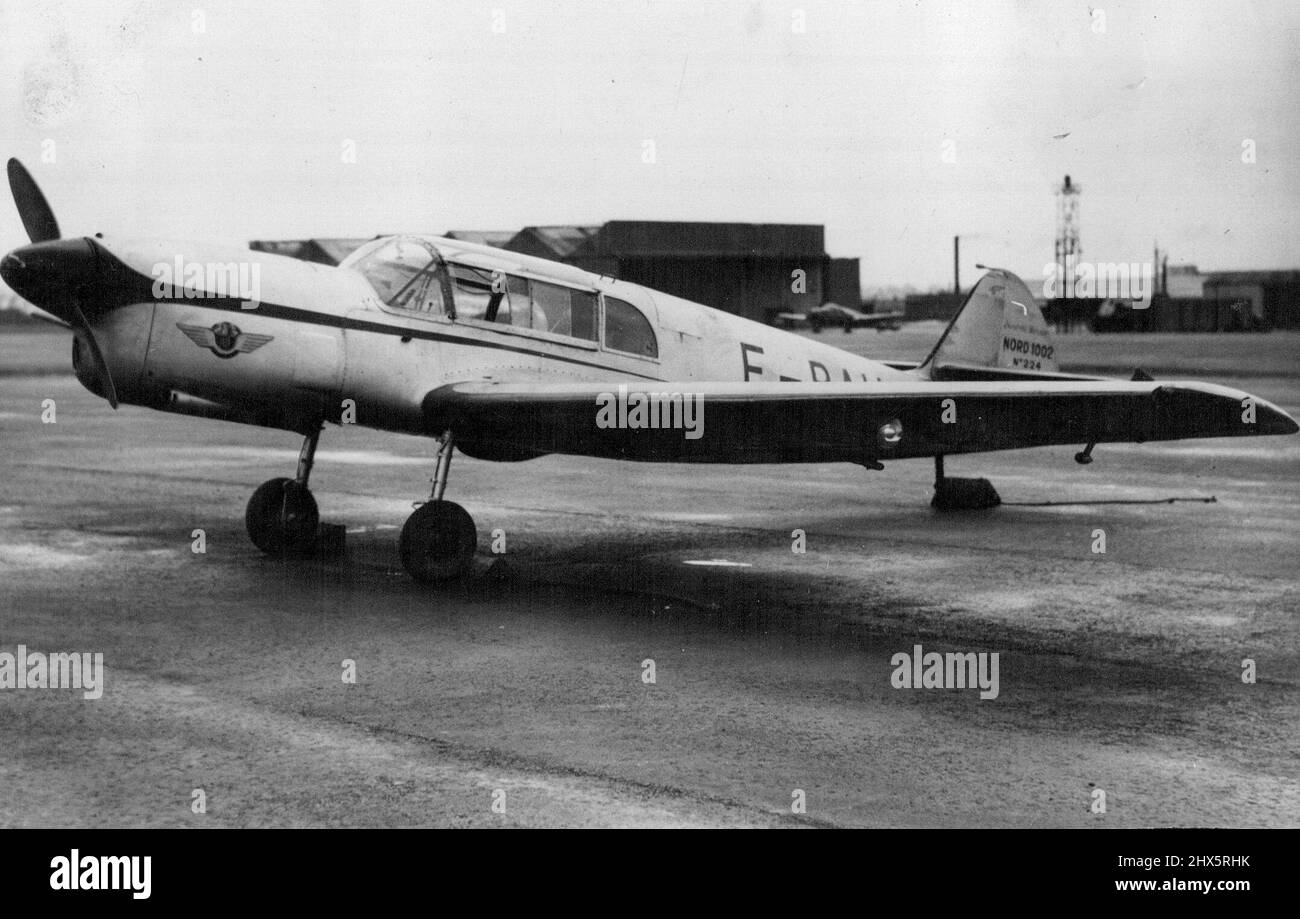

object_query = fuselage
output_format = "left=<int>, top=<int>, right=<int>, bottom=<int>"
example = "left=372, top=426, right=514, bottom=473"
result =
left=44, top=233, right=916, bottom=437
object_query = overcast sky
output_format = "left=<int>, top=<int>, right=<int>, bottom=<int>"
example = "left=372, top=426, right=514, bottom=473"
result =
left=2, top=0, right=1297, bottom=294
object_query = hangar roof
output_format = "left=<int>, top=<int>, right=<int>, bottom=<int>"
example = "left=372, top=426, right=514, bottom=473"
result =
left=594, top=221, right=825, bottom=258
left=443, top=230, right=517, bottom=248
left=504, top=221, right=826, bottom=260
left=506, top=226, right=602, bottom=259
left=249, top=238, right=372, bottom=266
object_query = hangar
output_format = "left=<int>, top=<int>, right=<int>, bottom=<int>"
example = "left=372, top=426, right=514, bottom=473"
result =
left=501, top=221, right=860, bottom=325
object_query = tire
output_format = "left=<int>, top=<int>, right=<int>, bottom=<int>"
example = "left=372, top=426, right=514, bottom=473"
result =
left=246, top=477, right=319, bottom=555
left=399, top=500, right=477, bottom=583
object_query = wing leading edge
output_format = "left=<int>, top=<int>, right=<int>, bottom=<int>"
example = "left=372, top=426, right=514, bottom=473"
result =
left=423, top=379, right=1298, bottom=465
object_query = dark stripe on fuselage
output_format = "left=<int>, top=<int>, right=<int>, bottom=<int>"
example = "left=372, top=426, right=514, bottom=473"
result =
left=171, top=297, right=666, bottom=381
left=91, top=240, right=665, bottom=381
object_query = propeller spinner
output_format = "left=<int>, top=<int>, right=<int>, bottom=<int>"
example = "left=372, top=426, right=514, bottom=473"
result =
left=3, top=158, right=118, bottom=408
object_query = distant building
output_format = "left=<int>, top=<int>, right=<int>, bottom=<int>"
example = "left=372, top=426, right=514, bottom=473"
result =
left=1164, top=264, right=1205, bottom=299
left=824, top=257, right=864, bottom=309
left=249, top=238, right=372, bottom=265
left=1093, top=268, right=1300, bottom=332
left=903, top=291, right=965, bottom=322
left=442, top=230, right=517, bottom=248
left=1202, top=270, right=1300, bottom=330
left=499, top=221, right=848, bottom=324
left=503, top=226, right=602, bottom=262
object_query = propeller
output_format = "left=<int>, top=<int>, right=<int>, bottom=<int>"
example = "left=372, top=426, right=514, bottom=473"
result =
left=7, top=158, right=60, bottom=243
left=72, top=304, right=118, bottom=408
left=5, top=158, right=118, bottom=408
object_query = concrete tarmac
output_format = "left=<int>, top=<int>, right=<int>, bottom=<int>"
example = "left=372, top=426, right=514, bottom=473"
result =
left=1, top=330, right=1297, bottom=827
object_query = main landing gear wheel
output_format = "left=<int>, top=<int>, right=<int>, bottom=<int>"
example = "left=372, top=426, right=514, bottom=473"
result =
left=399, top=428, right=478, bottom=583
left=400, top=500, right=477, bottom=583
left=246, top=422, right=324, bottom=556
left=246, top=477, right=319, bottom=554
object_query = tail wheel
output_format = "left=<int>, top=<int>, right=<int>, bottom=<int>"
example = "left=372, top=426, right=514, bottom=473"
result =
left=246, top=477, right=319, bottom=555
left=400, top=500, right=477, bottom=583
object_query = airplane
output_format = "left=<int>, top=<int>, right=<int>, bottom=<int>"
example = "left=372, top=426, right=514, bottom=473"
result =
left=776, top=302, right=906, bottom=333
left=3, top=157, right=1296, bottom=583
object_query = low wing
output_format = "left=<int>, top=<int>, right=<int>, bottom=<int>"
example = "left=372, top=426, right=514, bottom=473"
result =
left=424, top=379, right=1297, bottom=464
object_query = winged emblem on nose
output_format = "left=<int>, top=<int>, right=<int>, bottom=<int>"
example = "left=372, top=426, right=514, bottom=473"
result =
left=177, top=321, right=273, bottom=359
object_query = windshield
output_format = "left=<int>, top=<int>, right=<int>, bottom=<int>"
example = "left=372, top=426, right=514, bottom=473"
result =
left=344, top=236, right=446, bottom=314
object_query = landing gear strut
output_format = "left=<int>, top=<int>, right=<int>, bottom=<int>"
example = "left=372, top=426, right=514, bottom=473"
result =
left=1074, top=442, right=1096, bottom=465
left=399, top=429, right=478, bottom=583
left=246, top=424, right=322, bottom=555
left=930, top=454, right=1002, bottom=510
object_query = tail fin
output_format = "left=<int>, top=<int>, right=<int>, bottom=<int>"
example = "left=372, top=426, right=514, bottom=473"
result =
left=920, top=270, right=1059, bottom=377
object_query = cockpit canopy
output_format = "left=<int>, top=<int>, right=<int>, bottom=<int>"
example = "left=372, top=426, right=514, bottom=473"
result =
left=342, top=236, right=445, bottom=314
left=342, top=235, right=657, bottom=358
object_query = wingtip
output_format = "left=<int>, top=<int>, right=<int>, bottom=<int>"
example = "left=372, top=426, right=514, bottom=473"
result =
left=1249, top=395, right=1298, bottom=436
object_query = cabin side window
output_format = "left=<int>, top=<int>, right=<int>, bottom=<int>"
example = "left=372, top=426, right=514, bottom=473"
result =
left=603, top=297, right=658, bottom=358
left=528, top=281, right=598, bottom=341
left=494, top=275, right=534, bottom=328
left=457, top=272, right=598, bottom=342
left=447, top=262, right=498, bottom=321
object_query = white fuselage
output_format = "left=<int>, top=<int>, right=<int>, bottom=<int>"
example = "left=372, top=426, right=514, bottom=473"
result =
left=89, top=234, right=916, bottom=437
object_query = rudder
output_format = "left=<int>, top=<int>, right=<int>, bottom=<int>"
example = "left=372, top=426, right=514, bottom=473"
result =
left=921, top=270, right=1059, bottom=376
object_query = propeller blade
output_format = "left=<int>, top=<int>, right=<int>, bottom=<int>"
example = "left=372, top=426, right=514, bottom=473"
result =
left=7, top=158, right=60, bottom=243
left=71, top=302, right=118, bottom=409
